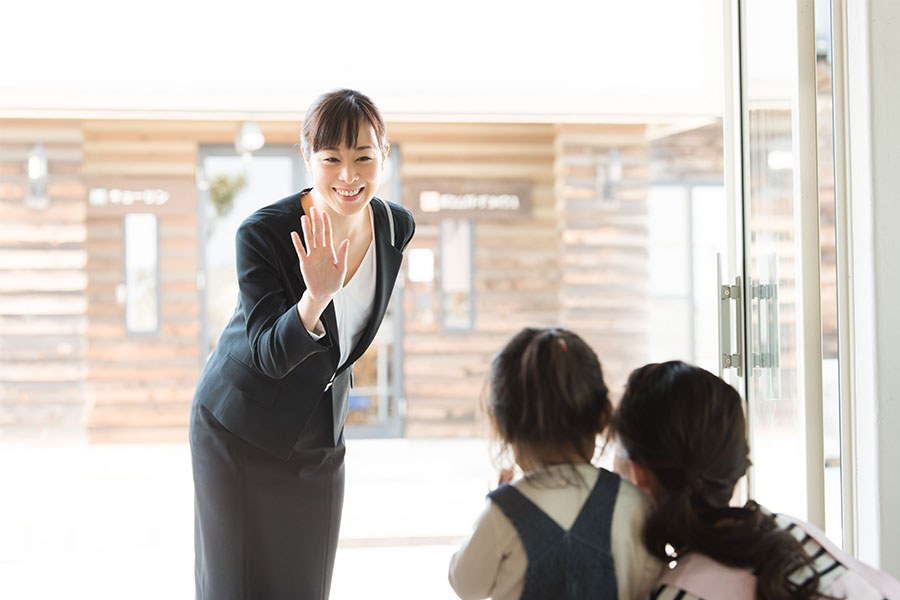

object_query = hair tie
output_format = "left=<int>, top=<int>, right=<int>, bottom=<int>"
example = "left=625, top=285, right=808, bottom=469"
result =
left=557, top=337, right=568, bottom=351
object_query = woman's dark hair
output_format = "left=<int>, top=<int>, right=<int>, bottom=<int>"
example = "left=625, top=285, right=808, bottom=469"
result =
left=300, top=88, right=386, bottom=156
left=614, top=361, right=822, bottom=600
left=488, top=327, right=612, bottom=461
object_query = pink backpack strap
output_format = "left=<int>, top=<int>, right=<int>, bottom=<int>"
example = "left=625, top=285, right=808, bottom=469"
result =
left=780, top=515, right=900, bottom=599
left=658, top=553, right=756, bottom=600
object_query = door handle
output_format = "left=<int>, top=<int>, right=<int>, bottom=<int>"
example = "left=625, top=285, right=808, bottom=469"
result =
left=718, top=253, right=745, bottom=378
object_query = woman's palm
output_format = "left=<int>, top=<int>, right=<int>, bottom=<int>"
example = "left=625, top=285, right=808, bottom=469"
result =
left=291, top=206, right=349, bottom=301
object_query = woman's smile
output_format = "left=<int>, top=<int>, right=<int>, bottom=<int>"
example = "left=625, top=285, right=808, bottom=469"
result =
left=334, top=186, right=364, bottom=201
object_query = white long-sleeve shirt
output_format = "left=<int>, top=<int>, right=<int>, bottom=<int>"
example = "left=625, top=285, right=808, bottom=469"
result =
left=448, top=463, right=663, bottom=600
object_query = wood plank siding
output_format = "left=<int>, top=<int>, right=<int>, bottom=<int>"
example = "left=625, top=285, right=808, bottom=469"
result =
left=82, top=120, right=201, bottom=443
left=1, top=117, right=727, bottom=443
left=0, top=121, right=88, bottom=442
left=394, top=122, right=558, bottom=437
left=555, top=124, right=653, bottom=395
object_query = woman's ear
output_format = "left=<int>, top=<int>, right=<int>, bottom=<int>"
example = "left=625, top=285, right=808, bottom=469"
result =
left=381, top=143, right=390, bottom=170
left=301, top=147, right=312, bottom=173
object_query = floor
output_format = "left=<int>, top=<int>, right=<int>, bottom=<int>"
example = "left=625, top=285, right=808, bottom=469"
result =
left=0, top=436, right=842, bottom=599
left=0, top=438, right=496, bottom=600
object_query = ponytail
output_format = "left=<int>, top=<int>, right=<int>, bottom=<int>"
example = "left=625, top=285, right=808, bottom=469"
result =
left=642, top=490, right=821, bottom=599
left=614, top=362, right=824, bottom=600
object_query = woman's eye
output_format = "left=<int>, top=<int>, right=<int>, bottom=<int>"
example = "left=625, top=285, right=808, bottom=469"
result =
left=324, top=157, right=339, bottom=163
left=357, top=156, right=373, bottom=162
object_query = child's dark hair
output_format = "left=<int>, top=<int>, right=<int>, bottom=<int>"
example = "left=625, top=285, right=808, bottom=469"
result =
left=301, top=88, right=386, bottom=156
left=614, top=361, right=823, bottom=600
left=488, top=327, right=612, bottom=461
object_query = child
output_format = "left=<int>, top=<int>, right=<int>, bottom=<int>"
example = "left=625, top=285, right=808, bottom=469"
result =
left=448, top=327, right=664, bottom=600
left=614, top=360, right=900, bottom=600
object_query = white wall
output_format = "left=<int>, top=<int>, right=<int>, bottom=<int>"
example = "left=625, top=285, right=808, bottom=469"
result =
left=845, top=0, right=900, bottom=577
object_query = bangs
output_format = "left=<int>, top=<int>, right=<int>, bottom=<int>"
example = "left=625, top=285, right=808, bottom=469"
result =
left=304, top=89, right=385, bottom=153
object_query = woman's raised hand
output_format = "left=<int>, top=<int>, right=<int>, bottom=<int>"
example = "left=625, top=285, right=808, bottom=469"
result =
left=291, top=206, right=350, bottom=302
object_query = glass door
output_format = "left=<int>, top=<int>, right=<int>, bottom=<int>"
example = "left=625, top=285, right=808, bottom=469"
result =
left=727, top=0, right=835, bottom=532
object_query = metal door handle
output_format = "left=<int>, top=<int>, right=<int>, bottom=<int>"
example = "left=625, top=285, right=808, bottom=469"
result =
left=718, top=253, right=745, bottom=377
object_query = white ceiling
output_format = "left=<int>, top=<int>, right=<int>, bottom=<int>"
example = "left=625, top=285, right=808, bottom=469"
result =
left=0, top=0, right=725, bottom=122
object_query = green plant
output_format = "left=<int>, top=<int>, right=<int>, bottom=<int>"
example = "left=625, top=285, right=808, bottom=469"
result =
left=209, top=173, right=247, bottom=218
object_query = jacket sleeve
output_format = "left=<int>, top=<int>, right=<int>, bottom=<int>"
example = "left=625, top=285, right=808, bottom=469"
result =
left=234, top=218, right=332, bottom=379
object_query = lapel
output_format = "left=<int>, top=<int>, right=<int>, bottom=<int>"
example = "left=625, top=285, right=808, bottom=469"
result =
left=290, top=196, right=403, bottom=373
left=339, top=197, right=403, bottom=371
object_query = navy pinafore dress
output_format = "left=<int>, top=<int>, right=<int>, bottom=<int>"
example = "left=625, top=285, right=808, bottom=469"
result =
left=487, top=468, right=621, bottom=600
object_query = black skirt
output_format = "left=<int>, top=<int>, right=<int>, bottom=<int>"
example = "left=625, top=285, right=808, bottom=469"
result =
left=190, top=395, right=345, bottom=600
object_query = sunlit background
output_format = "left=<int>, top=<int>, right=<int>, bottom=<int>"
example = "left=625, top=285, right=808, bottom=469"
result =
left=0, top=1, right=845, bottom=598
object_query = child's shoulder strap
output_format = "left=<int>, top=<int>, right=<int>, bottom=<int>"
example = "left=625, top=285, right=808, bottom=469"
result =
left=570, top=468, right=620, bottom=541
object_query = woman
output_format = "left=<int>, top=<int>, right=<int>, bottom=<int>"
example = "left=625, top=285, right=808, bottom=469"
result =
left=614, top=361, right=900, bottom=600
left=190, top=89, right=415, bottom=599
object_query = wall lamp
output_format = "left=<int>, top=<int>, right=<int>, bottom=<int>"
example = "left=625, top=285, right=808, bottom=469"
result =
left=26, top=143, right=50, bottom=210
left=234, top=121, right=265, bottom=158
left=595, top=147, right=623, bottom=205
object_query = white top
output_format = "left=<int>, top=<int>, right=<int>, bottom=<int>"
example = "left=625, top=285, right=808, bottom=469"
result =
left=332, top=205, right=377, bottom=367
left=306, top=204, right=376, bottom=366
left=448, top=463, right=664, bottom=600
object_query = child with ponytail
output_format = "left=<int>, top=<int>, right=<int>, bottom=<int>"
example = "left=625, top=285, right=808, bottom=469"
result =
left=449, top=327, right=663, bottom=600
left=614, top=360, right=900, bottom=600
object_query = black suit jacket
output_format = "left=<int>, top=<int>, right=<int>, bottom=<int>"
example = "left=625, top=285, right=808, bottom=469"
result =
left=193, top=190, right=415, bottom=459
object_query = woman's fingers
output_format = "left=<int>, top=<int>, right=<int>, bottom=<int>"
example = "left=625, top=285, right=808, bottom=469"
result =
left=335, top=238, right=350, bottom=270
left=299, top=217, right=312, bottom=255
left=309, top=207, right=319, bottom=249
left=291, top=230, right=305, bottom=258
left=322, top=211, right=335, bottom=257
left=296, top=206, right=341, bottom=265
left=316, top=207, right=327, bottom=249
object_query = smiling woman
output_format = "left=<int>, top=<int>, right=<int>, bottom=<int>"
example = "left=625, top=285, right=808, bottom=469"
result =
left=189, top=89, right=415, bottom=600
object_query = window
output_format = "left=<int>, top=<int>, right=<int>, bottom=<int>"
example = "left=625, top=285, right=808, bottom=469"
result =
left=124, top=213, right=160, bottom=333
left=440, top=219, right=473, bottom=330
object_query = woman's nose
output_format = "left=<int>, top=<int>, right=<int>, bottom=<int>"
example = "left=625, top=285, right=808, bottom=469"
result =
left=339, top=164, right=358, bottom=183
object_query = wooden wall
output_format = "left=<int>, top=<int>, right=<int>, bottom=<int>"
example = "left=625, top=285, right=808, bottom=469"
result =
left=391, top=123, right=558, bottom=437
left=0, top=121, right=88, bottom=442
left=81, top=121, right=200, bottom=443
left=80, top=120, right=300, bottom=443
left=555, top=124, right=653, bottom=394
left=1, top=117, right=727, bottom=443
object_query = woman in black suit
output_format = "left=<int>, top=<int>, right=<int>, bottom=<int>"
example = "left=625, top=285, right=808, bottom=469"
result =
left=190, top=89, right=415, bottom=599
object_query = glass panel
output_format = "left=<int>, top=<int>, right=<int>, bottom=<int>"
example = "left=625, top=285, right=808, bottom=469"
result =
left=440, top=219, right=473, bottom=331
left=202, top=153, right=294, bottom=354
left=124, top=213, right=159, bottom=333
left=742, top=0, right=808, bottom=519
left=814, top=0, right=842, bottom=545
left=646, top=187, right=692, bottom=362
left=691, top=186, right=728, bottom=373
left=645, top=185, right=727, bottom=371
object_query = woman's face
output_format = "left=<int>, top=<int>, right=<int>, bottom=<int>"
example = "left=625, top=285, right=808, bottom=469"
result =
left=304, top=122, right=388, bottom=218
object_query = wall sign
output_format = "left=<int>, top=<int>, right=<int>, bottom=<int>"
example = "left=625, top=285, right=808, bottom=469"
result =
left=89, top=187, right=170, bottom=207
left=405, top=179, right=532, bottom=220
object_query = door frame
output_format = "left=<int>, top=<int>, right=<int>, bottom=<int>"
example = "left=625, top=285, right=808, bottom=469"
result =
left=723, top=0, right=828, bottom=530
